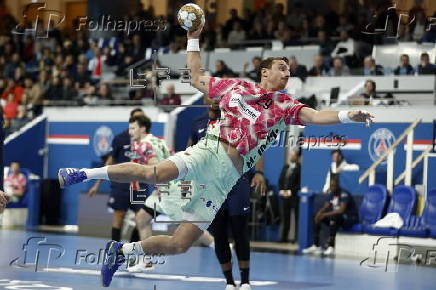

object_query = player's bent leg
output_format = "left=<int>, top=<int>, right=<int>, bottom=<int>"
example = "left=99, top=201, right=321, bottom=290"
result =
left=135, top=208, right=153, bottom=240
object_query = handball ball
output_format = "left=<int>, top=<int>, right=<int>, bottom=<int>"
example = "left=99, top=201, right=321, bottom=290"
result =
left=177, top=3, right=205, bottom=32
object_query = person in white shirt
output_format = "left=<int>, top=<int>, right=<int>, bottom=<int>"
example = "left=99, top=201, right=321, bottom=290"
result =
left=227, top=22, right=246, bottom=49
left=322, top=149, right=359, bottom=193
left=331, top=31, right=355, bottom=58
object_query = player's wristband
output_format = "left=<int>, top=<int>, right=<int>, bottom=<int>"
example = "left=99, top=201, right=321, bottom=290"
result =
left=338, top=110, right=353, bottom=123
left=187, top=39, right=200, bottom=52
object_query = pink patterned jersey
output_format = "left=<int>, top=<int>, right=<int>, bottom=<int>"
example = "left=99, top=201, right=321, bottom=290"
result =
left=207, top=77, right=307, bottom=172
left=130, top=140, right=157, bottom=165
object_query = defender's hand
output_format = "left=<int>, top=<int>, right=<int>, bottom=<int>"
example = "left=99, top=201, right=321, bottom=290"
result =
left=87, top=185, right=99, bottom=197
left=251, top=173, right=267, bottom=196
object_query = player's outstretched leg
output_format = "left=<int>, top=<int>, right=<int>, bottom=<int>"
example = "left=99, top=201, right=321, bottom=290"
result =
left=58, top=160, right=179, bottom=188
left=100, top=223, right=203, bottom=287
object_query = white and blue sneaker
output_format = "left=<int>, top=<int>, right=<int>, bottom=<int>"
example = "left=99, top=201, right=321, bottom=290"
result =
left=58, top=168, right=87, bottom=188
left=101, top=240, right=125, bottom=287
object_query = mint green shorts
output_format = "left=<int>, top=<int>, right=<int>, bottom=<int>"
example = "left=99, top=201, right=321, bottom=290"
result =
left=148, top=137, right=241, bottom=230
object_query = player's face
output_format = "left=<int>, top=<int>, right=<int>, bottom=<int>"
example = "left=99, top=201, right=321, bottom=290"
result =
left=266, top=60, right=290, bottom=90
left=128, top=121, right=144, bottom=142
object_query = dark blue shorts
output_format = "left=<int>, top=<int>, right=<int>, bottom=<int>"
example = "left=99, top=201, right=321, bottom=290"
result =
left=107, top=184, right=150, bottom=213
left=220, top=172, right=251, bottom=216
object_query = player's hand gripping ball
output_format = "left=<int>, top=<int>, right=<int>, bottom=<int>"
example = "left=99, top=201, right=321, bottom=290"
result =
left=177, top=3, right=205, bottom=32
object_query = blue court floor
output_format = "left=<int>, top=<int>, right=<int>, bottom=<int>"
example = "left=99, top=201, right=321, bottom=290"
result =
left=0, top=229, right=435, bottom=290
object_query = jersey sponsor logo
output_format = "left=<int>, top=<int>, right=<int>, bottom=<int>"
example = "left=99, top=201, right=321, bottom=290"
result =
left=93, top=126, right=113, bottom=157
left=229, top=93, right=260, bottom=122
left=198, top=128, right=205, bottom=134
left=368, top=128, right=395, bottom=164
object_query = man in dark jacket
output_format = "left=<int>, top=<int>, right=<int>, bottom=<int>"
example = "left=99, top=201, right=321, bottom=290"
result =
left=278, top=149, right=301, bottom=243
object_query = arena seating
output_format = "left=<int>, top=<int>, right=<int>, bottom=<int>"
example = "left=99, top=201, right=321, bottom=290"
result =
left=347, top=185, right=388, bottom=233
left=365, top=185, right=417, bottom=236
left=398, top=188, right=436, bottom=238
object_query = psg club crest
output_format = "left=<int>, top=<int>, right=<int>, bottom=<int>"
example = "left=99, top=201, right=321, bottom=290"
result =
left=368, top=128, right=395, bottom=165
left=93, top=126, right=113, bottom=157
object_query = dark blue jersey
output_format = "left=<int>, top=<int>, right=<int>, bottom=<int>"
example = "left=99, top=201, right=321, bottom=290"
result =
left=111, top=130, right=131, bottom=164
left=326, top=191, right=358, bottom=220
left=110, top=129, right=131, bottom=191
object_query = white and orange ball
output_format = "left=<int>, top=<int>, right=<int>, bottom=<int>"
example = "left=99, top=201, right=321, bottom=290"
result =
left=177, top=3, right=205, bottom=32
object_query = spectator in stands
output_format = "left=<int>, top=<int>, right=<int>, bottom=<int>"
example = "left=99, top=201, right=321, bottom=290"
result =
left=302, top=177, right=358, bottom=256
left=336, top=15, right=354, bottom=36
left=410, top=10, right=427, bottom=41
left=4, top=161, right=26, bottom=203
left=322, top=149, right=359, bottom=193
left=265, top=19, right=276, bottom=39
left=289, top=56, right=308, bottom=82
left=308, top=55, right=329, bottom=77
left=394, top=54, right=415, bottom=75
left=2, top=79, right=23, bottom=103
left=249, top=21, right=267, bottom=40
left=227, top=22, right=246, bottom=49
left=74, top=63, right=92, bottom=89
left=309, top=15, right=329, bottom=38
left=160, top=84, right=181, bottom=111
left=274, top=21, right=288, bottom=40
left=10, top=105, right=29, bottom=132
left=129, top=34, right=146, bottom=62
left=4, top=53, right=23, bottom=79
left=278, top=150, right=301, bottom=243
left=44, top=77, right=63, bottom=103
left=83, top=84, right=99, bottom=105
left=224, top=9, right=243, bottom=39
left=3, top=93, right=18, bottom=120
left=98, top=83, right=113, bottom=101
left=286, top=2, right=306, bottom=30
left=63, top=54, right=76, bottom=76
left=214, top=25, right=227, bottom=48
left=316, top=30, right=335, bottom=58
left=88, top=47, right=103, bottom=82
left=363, top=56, right=384, bottom=76
left=23, top=77, right=41, bottom=111
left=417, top=53, right=436, bottom=75
left=241, top=56, right=262, bottom=83
left=213, top=60, right=236, bottom=78
left=61, top=78, right=78, bottom=102
left=331, top=31, right=355, bottom=59
left=329, top=57, right=350, bottom=76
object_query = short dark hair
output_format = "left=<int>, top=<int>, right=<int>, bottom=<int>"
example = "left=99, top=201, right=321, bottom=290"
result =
left=259, top=57, right=289, bottom=80
left=130, top=108, right=144, bottom=117
left=331, top=149, right=343, bottom=158
left=129, top=115, right=151, bottom=133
